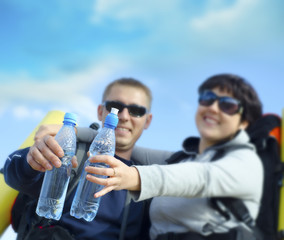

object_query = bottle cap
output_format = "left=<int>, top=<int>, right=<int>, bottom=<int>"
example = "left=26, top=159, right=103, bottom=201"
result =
left=111, top=108, right=119, bottom=115
left=104, top=108, right=119, bottom=129
left=64, top=112, right=77, bottom=125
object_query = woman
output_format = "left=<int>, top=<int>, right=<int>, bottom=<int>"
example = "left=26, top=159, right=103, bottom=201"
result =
left=86, top=74, right=263, bottom=240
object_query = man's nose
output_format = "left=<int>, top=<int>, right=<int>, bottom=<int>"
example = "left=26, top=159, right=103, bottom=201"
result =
left=118, top=107, right=130, bottom=120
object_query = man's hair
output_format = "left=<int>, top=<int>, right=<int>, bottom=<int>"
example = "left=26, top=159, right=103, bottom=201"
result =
left=102, top=77, right=152, bottom=109
left=198, top=73, right=263, bottom=125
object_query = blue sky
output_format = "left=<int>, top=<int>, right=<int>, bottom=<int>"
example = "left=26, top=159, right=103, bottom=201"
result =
left=0, top=0, right=284, bottom=237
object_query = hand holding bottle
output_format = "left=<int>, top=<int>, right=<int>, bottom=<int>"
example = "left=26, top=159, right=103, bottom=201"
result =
left=85, top=154, right=141, bottom=197
left=27, top=128, right=78, bottom=172
left=70, top=108, right=119, bottom=222
left=36, top=113, right=77, bottom=220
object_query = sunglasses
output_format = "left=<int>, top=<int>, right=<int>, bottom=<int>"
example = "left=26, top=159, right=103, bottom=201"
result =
left=103, top=101, right=148, bottom=117
left=198, top=90, right=243, bottom=115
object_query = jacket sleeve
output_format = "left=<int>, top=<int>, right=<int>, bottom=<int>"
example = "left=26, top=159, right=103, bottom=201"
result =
left=131, top=148, right=263, bottom=203
left=4, top=147, right=44, bottom=197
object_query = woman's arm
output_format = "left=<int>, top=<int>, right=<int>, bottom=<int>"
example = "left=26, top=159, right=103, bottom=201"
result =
left=85, top=148, right=263, bottom=203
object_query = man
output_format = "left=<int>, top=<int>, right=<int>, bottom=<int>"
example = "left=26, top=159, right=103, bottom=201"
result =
left=4, top=78, right=158, bottom=240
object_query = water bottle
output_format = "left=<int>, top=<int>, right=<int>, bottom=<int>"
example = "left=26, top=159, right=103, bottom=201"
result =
left=70, top=108, right=118, bottom=221
left=36, top=112, right=77, bottom=220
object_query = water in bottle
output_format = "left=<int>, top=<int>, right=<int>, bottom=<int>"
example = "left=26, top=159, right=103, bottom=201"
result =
left=70, top=108, right=118, bottom=222
left=36, top=112, right=77, bottom=220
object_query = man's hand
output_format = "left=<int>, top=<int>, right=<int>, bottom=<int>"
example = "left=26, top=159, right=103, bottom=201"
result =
left=27, top=135, right=64, bottom=172
left=34, top=124, right=62, bottom=142
left=27, top=124, right=78, bottom=172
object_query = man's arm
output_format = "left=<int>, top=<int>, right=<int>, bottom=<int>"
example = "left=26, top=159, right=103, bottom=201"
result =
left=132, top=146, right=173, bottom=165
left=4, top=148, right=43, bottom=196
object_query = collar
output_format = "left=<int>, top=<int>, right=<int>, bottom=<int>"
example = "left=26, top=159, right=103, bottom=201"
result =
left=166, top=137, right=200, bottom=164
left=114, top=154, right=133, bottom=166
left=182, top=136, right=200, bottom=155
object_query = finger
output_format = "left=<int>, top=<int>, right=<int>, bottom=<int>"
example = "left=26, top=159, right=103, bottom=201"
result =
left=36, top=136, right=62, bottom=168
left=28, top=160, right=46, bottom=172
left=44, top=135, right=64, bottom=158
left=86, top=173, right=117, bottom=187
left=94, top=186, right=115, bottom=198
left=112, top=167, right=116, bottom=177
left=85, top=166, right=113, bottom=177
left=27, top=146, right=52, bottom=171
left=88, top=155, right=116, bottom=166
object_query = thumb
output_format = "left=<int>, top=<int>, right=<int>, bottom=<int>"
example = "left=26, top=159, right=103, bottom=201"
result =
left=71, top=156, right=78, bottom=168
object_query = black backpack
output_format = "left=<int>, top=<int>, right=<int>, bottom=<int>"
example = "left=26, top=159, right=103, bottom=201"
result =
left=245, top=114, right=284, bottom=239
left=211, top=114, right=284, bottom=240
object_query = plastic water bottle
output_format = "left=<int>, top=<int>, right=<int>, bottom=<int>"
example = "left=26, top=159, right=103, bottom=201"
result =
left=70, top=108, right=118, bottom=221
left=36, top=113, right=77, bottom=220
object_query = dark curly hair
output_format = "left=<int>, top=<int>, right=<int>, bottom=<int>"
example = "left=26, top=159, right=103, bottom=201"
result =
left=198, top=74, right=263, bottom=125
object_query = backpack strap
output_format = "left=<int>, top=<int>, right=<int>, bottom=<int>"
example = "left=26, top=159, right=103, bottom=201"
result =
left=119, top=191, right=132, bottom=240
left=66, top=141, right=90, bottom=199
left=67, top=122, right=99, bottom=197
left=210, top=197, right=262, bottom=237
left=209, top=146, right=264, bottom=238
left=211, top=197, right=264, bottom=240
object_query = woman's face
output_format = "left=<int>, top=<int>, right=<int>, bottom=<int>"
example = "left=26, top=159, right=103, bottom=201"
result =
left=195, top=87, right=248, bottom=151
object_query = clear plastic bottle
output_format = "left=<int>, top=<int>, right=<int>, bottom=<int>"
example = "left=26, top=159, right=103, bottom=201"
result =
left=36, top=112, right=77, bottom=220
left=70, top=108, right=118, bottom=222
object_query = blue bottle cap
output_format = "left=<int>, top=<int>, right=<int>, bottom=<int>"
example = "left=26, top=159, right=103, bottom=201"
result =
left=104, top=108, right=119, bottom=129
left=64, top=112, right=77, bottom=125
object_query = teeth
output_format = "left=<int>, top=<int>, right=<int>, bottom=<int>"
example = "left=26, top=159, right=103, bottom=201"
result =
left=205, top=117, right=217, bottom=124
left=117, top=127, right=129, bottom=132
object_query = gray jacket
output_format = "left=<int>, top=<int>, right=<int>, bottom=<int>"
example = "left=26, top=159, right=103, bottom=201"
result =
left=131, top=130, right=263, bottom=239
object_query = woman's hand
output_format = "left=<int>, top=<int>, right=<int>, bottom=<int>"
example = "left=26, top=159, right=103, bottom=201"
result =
left=85, top=155, right=141, bottom=198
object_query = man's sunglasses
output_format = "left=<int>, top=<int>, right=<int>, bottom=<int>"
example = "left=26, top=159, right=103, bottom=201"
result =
left=103, top=101, right=148, bottom=117
left=198, top=90, right=243, bottom=115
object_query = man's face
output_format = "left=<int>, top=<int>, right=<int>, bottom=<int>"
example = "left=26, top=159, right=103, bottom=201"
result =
left=98, top=85, right=152, bottom=153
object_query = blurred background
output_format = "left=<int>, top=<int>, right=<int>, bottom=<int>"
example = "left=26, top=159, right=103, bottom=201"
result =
left=1, top=0, right=283, bottom=238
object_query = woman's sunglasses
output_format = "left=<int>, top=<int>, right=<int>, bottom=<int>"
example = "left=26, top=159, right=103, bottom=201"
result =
left=103, top=101, right=148, bottom=118
left=198, top=91, right=243, bottom=115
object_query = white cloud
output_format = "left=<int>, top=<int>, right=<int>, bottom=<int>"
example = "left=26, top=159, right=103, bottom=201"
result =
left=190, top=0, right=258, bottom=31
left=0, top=58, right=130, bottom=124
left=89, top=0, right=269, bottom=59
left=12, top=106, right=45, bottom=120
left=185, top=0, right=282, bottom=55
left=91, top=0, right=181, bottom=26
left=88, top=0, right=283, bottom=60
